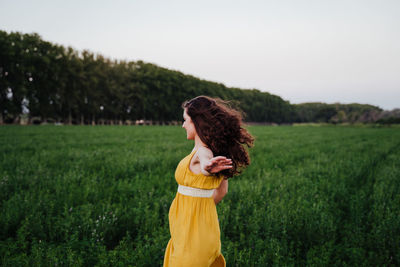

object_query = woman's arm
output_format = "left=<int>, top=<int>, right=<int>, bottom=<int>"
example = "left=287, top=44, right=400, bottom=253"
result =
left=213, top=179, right=228, bottom=205
left=196, top=147, right=230, bottom=204
left=197, top=147, right=232, bottom=175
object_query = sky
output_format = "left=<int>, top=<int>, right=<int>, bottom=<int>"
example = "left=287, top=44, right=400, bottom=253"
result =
left=1, top=0, right=399, bottom=110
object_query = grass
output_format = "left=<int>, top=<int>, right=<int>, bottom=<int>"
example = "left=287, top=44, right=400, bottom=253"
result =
left=1, top=125, right=399, bottom=266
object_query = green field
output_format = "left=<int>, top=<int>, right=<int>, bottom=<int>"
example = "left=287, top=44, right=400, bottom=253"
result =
left=1, top=125, right=399, bottom=266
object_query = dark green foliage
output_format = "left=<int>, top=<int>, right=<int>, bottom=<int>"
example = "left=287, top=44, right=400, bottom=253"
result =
left=2, top=30, right=393, bottom=125
left=0, top=30, right=293, bottom=124
left=1, top=125, right=399, bottom=266
left=376, top=117, right=400, bottom=125
left=294, top=102, right=383, bottom=123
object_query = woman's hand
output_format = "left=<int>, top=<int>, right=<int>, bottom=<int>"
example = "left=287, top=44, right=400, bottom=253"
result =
left=197, top=146, right=232, bottom=175
left=204, top=156, right=232, bottom=174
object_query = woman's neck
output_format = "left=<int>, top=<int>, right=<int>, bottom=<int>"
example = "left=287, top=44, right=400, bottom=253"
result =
left=194, top=134, right=207, bottom=150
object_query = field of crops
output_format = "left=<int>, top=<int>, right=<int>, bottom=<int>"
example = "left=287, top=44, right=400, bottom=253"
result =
left=1, top=125, right=399, bottom=266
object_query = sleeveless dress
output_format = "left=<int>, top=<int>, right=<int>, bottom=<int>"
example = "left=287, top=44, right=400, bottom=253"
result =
left=163, top=149, right=226, bottom=267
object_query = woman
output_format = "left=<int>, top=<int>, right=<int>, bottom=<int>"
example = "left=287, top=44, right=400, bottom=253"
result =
left=163, top=96, right=254, bottom=267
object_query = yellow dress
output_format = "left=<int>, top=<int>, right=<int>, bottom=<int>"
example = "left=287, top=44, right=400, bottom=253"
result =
left=163, top=149, right=226, bottom=267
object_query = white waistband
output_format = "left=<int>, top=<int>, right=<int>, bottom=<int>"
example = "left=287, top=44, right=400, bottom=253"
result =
left=177, top=185, right=215, bottom=198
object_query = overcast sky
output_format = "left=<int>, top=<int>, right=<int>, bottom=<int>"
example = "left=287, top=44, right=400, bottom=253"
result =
left=1, top=0, right=399, bottom=110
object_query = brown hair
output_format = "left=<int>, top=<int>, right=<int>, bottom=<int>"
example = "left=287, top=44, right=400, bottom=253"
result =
left=182, top=96, right=254, bottom=178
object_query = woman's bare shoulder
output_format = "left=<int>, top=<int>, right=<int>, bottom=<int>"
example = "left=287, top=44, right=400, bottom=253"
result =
left=197, top=146, right=213, bottom=157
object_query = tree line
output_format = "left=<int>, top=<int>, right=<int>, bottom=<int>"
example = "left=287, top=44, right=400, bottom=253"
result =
left=1, top=30, right=398, bottom=125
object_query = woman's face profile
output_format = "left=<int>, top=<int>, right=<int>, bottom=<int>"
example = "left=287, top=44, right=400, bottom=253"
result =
left=182, top=109, right=196, bottom=140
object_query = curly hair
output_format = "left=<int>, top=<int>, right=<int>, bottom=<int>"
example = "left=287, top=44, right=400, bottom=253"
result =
left=182, top=95, right=254, bottom=178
